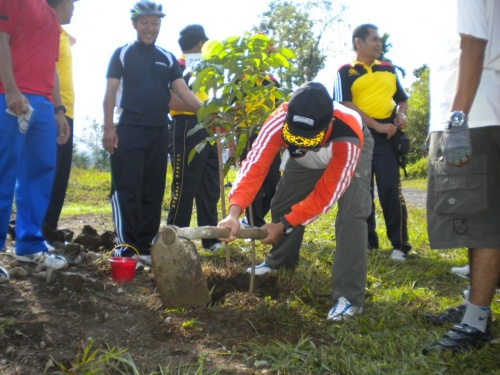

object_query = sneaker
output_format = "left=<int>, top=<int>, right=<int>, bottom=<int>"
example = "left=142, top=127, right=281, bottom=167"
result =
left=423, top=323, right=492, bottom=355
left=327, top=297, right=362, bottom=321
left=0, top=265, right=9, bottom=281
left=240, top=217, right=251, bottom=229
left=390, top=249, right=407, bottom=262
left=134, top=254, right=151, bottom=266
left=204, top=243, right=224, bottom=252
left=451, top=264, right=470, bottom=279
left=423, top=304, right=467, bottom=325
left=15, top=251, right=68, bottom=270
left=246, top=261, right=274, bottom=276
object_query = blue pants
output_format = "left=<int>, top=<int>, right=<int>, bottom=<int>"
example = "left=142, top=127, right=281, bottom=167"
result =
left=0, top=94, right=57, bottom=255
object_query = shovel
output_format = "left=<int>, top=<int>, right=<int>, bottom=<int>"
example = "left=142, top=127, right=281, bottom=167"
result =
left=151, top=225, right=267, bottom=308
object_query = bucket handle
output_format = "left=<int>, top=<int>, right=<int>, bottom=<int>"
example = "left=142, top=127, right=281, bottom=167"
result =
left=109, top=243, right=140, bottom=257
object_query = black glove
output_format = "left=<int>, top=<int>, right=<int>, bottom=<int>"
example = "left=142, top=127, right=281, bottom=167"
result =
left=440, top=111, right=472, bottom=163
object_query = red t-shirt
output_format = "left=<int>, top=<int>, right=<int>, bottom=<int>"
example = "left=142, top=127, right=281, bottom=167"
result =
left=0, top=0, right=60, bottom=100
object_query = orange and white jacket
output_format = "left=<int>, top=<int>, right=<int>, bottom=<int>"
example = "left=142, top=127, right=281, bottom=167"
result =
left=229, top=102, right=364, bottom=227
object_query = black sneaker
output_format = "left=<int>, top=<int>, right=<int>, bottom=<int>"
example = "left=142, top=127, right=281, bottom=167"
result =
left=423, top=304, right=467, bottom=325
left=423, top=323, right=492, bottom=355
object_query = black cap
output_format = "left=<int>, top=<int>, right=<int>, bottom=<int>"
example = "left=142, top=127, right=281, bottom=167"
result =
left=282, top=82, right=333, bottom=149
left=178, top=24, right=209, bottom=51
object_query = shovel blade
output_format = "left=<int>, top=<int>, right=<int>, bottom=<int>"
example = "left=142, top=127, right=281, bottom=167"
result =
left=151, top=227, right=210, bottom=308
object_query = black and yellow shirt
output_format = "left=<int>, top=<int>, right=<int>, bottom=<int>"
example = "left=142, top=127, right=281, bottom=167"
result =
left=333, top=59, right=408, bottom=120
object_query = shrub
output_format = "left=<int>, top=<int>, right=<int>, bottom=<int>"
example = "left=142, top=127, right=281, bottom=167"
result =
left=405, top=157, right=428, bottom=179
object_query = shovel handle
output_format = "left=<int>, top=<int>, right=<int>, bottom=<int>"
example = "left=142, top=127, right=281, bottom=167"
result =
left=172, top=226, right=268, bottom=240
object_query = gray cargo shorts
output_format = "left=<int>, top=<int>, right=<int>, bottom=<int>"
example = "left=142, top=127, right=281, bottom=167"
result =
left=427, top=126, right=500, bottom=249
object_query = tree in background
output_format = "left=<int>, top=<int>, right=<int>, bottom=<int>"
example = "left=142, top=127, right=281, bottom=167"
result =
left=75, top=118, right=110, bottom=171
left=72, top=142, right=90, bottom=169
left=254, top=0, right=346, bottom=88
left=406, top=65, right=430, bottom=164
left=379, top=33, right=406, bottom=78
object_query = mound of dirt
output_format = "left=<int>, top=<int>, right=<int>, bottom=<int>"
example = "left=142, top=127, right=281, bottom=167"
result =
left=0, top=215, right=289, bottom=374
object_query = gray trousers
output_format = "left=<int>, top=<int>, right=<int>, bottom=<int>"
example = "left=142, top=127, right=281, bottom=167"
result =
left=265, top=126, right=373, bottom=307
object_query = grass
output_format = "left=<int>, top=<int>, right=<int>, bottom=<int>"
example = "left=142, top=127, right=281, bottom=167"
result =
left=60, top=165, right=500, bottom=374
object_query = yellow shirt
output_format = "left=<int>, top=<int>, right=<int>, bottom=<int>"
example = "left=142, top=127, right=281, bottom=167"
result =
left=57, top=28, right=75, bottom=119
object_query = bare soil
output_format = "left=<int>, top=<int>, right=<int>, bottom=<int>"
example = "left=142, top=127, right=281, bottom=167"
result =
left=0, top=214, right=297, bottom=374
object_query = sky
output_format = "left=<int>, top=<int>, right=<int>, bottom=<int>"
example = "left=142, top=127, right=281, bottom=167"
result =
left=65, top=0, right=436, bottom=138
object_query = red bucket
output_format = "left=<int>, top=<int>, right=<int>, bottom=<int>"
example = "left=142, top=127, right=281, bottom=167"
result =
left=109, top=257, right=138, bottom=282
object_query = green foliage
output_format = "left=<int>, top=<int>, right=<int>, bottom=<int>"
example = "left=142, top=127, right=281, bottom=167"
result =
left=406, top=65, right=430, bottom=164
left=192, top=32, right=294, bottom=171
left=53, top=339, right=131, bottom=374
left=75, top=118, right=111, bottom=171
left=254, top=0, right=345, bottom=88
left=406, top=157, right=428, bottom=179
left=72, top=142, right=91, bottom=169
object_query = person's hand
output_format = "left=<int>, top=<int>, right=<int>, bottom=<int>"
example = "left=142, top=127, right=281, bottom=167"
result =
left=55, top=112, right=70, bottom=145
left=102, top=125, right=118, bottom=154
left=217, top=205, right=243, bottom=241
left=440, top=111, right=472, bottom=166
left=217, top=216, right=240, bottom=242
left=375, top=122, right=398, bottom=139
left=394, top=113, right=407, bottom=129
left=260, top=222, right=284, bottom=245
left=5, top=89, right=29, bottom=116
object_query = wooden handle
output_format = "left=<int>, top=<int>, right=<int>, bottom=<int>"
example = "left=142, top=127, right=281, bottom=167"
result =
left=171, top=226, right=268, bottom=240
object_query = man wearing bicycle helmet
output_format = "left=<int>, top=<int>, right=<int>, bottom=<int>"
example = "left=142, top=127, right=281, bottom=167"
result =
left=103, top=1, right=202, bottom=267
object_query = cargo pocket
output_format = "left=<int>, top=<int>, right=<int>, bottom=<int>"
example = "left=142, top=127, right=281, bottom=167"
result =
left=433, top=155, right=488, bottom=215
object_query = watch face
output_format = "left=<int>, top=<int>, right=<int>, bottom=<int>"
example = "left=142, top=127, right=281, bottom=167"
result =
left=449, top=111, right=465, bottom=127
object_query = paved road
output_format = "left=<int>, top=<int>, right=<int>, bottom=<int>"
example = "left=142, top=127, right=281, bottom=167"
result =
left=375, top=187, right=427, bottom=208
left=402, top=188, right=427, bottom=208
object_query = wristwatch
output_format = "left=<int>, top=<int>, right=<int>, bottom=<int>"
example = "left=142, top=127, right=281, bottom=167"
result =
left=279, top=217, right=294, bottom=236
left=447, top=111, right=466, bottom=129
left=54, top=105, right=67, bottom=114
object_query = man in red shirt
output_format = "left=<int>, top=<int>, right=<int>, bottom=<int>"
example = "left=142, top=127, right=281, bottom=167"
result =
left=0, top=0, right=69, bottom=270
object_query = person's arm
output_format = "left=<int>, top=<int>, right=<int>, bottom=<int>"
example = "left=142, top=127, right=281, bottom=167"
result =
left=451, top=34, right=486, bottom=114
left=169, top=89, right=196, bottom=112
left=52, top=68, right=70, bottom=144
left=394, top=100, right=408, bottom=129
left=0, top=31, right=29, bottom=115
left=102, top=78, right=120, bottom=154
left=341, top=101, right=398, bottom=138
left=441, top=34, right=487, bottom=167
left=171, top=78, right=203, bottom=113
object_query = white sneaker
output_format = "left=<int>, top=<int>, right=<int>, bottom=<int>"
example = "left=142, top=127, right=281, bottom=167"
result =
left=390, top=249, right=407, bottom=262
left=451, top=264, right=470, bottom=279
left=327, top=297, right=362, bottom=321
left=240, top=217, right=251, bottom=229
left=246, top=261, right=274, bottom=276
left=134, top=254, right=151, bottom=266
left=204, top=242, right=224, bottom=252
left=15, top=251, right=68, bottom=270
left=0, top=265, right=9, bottom=281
